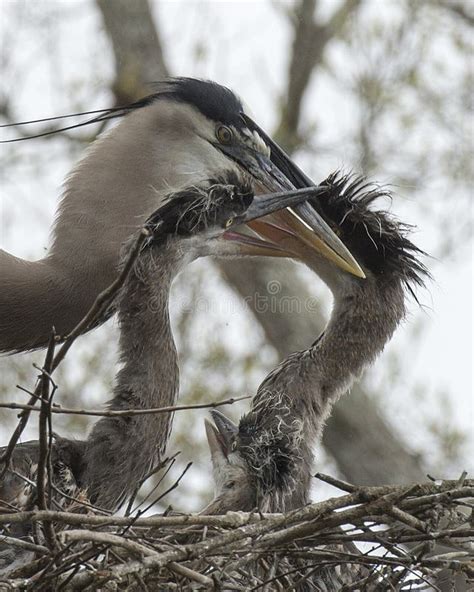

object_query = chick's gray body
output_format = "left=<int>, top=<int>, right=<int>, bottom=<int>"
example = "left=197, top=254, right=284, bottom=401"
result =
left=204, top=174, right=427, bottom=590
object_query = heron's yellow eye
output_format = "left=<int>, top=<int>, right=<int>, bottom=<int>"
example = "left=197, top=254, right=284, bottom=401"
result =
left=216, top=125, right=233, bottom=144
left=225, top=218, right=234, bottom=228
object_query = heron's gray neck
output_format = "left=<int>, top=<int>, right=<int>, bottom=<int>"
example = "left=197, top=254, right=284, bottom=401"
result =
left=244, top=272, right=405, bottom=512
left=0, top=102, right=213, bottom=353
left=83, top=248, right=181, bottom=510
left=314, top=274, right=405, bottom=413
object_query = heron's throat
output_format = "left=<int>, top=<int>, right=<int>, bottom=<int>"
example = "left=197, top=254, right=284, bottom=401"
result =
left=82, top=252, right=179, bottom=510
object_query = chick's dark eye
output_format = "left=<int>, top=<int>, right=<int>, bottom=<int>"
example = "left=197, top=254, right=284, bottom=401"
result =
left=216, top=125, right=233, bottom=144
left=225, top=481, right=235, bottom=489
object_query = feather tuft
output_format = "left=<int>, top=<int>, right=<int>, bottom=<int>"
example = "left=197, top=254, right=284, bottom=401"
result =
left=314, top=171, right=430, bottom=300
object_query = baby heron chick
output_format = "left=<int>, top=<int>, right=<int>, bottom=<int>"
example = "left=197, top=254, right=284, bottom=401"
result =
left=205, top=172, right=428, bottom=515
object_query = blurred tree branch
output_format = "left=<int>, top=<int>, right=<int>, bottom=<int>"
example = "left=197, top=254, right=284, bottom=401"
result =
left=275, top=0, right=362, bottom=152
left=97, top=0, right=169, bottom=102
left=434, top=0, right=474, bottom=26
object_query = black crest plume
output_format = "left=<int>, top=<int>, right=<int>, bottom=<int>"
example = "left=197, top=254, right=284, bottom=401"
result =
left=158, top=78, right=244, bottom=126
left=1, top=78, right=245, bottom=143
left=314, top=172, right=430, bottom=298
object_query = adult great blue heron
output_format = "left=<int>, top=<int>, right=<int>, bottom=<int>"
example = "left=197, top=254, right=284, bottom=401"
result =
left=205, top=173, right=427, bottom=515
left=1, top=173, right=332, bottom=511
left=0, top=77, right=363, bottom=354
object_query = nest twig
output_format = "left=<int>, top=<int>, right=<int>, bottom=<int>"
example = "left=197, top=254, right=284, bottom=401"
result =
left=0, top=473, right=472, bottom=590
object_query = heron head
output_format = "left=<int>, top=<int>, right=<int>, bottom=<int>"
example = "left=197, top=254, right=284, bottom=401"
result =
left=140, top=78, right=364, bottom=275
left=249, top=172, right=428, bottom=292
left=142, top=170, right=344, bottom=260
left=203, top=403, right=305, bottom=514
left=203, top=410, right=255, bottom=514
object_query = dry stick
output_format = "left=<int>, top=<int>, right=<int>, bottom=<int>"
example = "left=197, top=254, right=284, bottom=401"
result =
left=2, top=482, right=472, bottom=587
left=0, top=535, right=49, bottom=555
left=45, top=373, right=58, bottom=516
left=385, top=505, right=428, bottom=533
left=35, top=333, right=57, bottom=551
left=289, top=549, right=469, bottom=573
left=0, top=392, right=40, bottom=476
left=357, top=522, right=408, bottom=560
left=0, top=228, right=148, bottom=478
left=58, top=464, right=194, bottom=589
left=91, top=463, right=193, bottom=581
left=66, top=532, right=473, bottom=591
left=254, top=490, right=422, bottom=550
left=15, top=385, right=43, bottom=401
left=36, top=338, right=54, bottom=510
left=6, top=484, right=473, bottom=589
left=249, top=485, right=473, bottom=552
left=314, top=472, right=357, bottom=493
left=308, top=527, right=474, bottom=548
left=125, top=454, right=179, bottom=517
left=0, top=394, right=250, bottom=417
left=166, top=561, right=214, bottom=587
left=59, top=531, right=214, bottom=587
left=129, top=458, right=181, bottom=517
left=140, top=462, right=192, bottom=515
left=1, top=480, right=471, bottom=529
left=34, top=542, right=108, bottom=591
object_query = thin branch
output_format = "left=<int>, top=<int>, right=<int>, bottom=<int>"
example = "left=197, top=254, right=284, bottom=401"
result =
left=0, top=391, right=39, bottom=476
left=126, top=455, right=179, bottom=517
left=35, top=332, right=58, bottom=549
left=36, top=340, right=55, bottom=504
left=1, top=479, right=471, bottom=529
left=60, top=530, right=214, bottom=587
left=0, top=535, right=49, bottom=555
left=314, top=472, right=357, bottom=492
left=0, top=395, right=250, bottom=418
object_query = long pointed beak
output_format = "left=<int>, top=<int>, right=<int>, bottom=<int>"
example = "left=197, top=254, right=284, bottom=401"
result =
left=263, top=202, right=365, bottom=277
left=232, top=188, right=364, bottom=276
left=205, top=410, right=238, bottom=459
left=210, top=410, right=238, bottom=445
left=233, top=186, right=329, bottom=225
left=217, top=122, right=365, bottom=278
left=205, top=418, right=227, bottom=460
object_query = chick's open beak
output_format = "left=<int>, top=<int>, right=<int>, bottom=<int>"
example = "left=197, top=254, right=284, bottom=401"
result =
left=218, top=117, right=365, bottom=279
left=204, top=410, right=238, bottom=460
left=222, top=186, right=336, bottom=259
